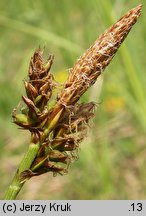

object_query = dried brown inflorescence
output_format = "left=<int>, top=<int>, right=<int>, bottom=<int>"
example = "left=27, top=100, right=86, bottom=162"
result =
left=13, top=5, right=142, bottom=178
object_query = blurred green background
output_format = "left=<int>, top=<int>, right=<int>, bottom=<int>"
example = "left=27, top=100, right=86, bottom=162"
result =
left=0, top=0, right=146, bottom=199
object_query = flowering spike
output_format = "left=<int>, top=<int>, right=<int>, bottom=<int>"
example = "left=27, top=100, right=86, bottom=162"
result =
left=57, top=4, right=142, bottom=105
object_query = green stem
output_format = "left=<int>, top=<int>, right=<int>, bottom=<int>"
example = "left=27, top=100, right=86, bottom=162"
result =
left=4, top=142, right=39, bottom=200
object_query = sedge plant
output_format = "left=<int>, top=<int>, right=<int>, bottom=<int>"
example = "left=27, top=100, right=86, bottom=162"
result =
left=4, top=5, right=142, bottom=200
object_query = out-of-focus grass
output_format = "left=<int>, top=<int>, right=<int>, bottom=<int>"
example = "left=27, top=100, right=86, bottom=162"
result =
left=0, top=0, right=146, bottom=199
